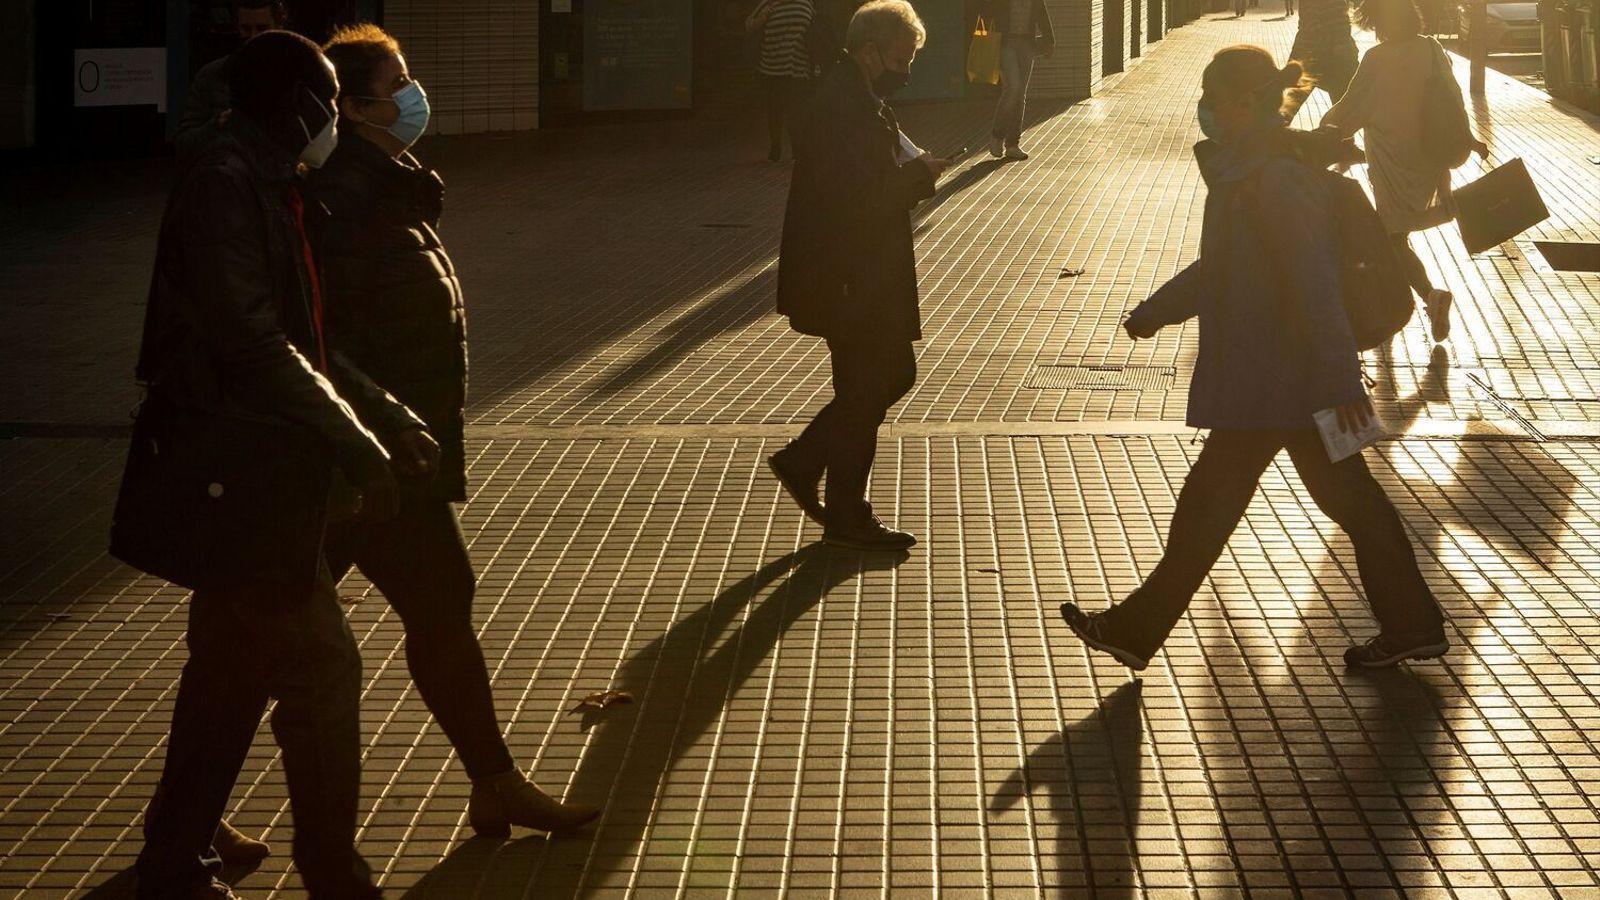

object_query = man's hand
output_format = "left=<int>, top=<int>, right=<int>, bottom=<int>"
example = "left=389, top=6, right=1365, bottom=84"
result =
left=1334, top=397, right=1375, bottom=434
left=390, top=427, right=441, bottom=478
left=918, top=153, right=953, bottom=179
left=1471, top=138, right=1490, bottom=159
left=352, top=466, right=401, bottom=523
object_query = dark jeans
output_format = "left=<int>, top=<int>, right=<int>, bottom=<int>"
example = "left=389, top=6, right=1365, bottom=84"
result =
left=992, top=38, right=1036, bottom=144
left=1103, top=429, right=1443, bottom=657
left=764, top=75, right=811, bottom=158
left=137, top=567, right=374, bottom=899
left=324, top=498, right=515, bottom=781
left=789, top=336, right=917, bottom=518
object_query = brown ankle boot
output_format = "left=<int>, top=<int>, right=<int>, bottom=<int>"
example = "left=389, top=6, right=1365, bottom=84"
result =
left=214, top=818, right=271, bottom=867
left=468, top=771, right=601, bottom=837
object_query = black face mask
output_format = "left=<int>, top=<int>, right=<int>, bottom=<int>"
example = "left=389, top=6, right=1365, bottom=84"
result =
left=867, top=43, right=911, bottom=97
left=872, top=66, right=910, bottom=97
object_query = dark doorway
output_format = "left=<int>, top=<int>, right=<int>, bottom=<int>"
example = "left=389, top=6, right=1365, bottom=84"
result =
left=1104, top=0, right=1125, bottom=75
left=1131, top=0, right=1143, bottom=58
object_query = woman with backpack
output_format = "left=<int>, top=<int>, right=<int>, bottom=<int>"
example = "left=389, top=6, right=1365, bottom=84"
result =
left=1058, top=46, right=1448, bottom=671
left=1320, top=0, right=1487, bottom=342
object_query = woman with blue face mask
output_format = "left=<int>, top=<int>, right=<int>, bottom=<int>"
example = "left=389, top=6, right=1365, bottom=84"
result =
left=1059, top=45, right=1447, bottom=673
left=203, top=22, right=603, bottom=846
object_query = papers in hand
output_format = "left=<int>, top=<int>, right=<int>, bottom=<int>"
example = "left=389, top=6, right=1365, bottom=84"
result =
left=1313, top=404, right=1388, bottom=463
left=896, top=130, right=923, bottom=165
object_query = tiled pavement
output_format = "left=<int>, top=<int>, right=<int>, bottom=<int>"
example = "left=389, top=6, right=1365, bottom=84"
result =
left=4, top=11, right=1600, bottom=899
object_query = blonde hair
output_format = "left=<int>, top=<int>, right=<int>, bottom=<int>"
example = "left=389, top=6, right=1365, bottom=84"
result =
left=846, top=1, right=927, bottom=52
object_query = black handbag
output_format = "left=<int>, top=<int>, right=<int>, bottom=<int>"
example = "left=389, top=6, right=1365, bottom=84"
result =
left=110, top=394, right=331, bottom=597
left=1453, top=157, right=1550, bottom=255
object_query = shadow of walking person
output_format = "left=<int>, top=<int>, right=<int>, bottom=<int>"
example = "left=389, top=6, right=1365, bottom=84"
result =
left=990, top=682, right=1145, bottom=898
left=404, top=542, right=908, bottom=898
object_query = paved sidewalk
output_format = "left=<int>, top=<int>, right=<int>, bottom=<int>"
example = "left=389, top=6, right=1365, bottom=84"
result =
left=4, top=11, right=1600, bottom=898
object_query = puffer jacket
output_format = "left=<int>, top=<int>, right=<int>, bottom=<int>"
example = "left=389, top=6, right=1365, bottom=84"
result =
left=1129, top=128, right=1366, bottom=430
left=308, top=135, right=469, bottom=501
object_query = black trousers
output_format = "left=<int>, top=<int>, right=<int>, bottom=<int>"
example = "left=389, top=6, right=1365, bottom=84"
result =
left=324, top=498, right=514, bottom=781
left=138, top=566, right=374, bottom=899
left=1103, top=429, right=1443, bottom=657
left=764, top=75, right=811, bottom=157
left=789, top=336, right=917, bottom=518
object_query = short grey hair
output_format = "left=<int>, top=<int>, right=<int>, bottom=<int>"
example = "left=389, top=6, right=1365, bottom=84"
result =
left=845, top=0, right=927, bottom=52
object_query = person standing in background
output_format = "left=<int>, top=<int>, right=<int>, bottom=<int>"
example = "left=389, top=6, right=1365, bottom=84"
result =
left=174, top=1, right=289, bottom=166
left=748, top=0, right=818, bottom=161
left=983, top=0, right=1054, bottom=160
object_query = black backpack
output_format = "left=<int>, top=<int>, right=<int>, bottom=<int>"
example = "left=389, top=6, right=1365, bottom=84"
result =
left=1246, top=165, right=1413, bottom=351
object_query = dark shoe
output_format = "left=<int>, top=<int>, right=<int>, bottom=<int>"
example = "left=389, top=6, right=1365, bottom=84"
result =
left=1343, top=630, right=1450, bottom=668
left=1059, top=602, right=1151, bottom=671
left=469, top=771, right=601, bottom=837
left=214, top=819, right=270, bottom=868
left=768, top=448, right=825, bottom=525
left=822, top=510, right=916, bottom=551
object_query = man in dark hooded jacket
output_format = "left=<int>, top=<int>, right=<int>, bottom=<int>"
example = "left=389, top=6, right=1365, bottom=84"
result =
left=115, top=31, right=437, bottom=900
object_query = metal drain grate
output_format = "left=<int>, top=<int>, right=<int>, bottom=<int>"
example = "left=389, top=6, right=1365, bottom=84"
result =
left=1025, top=364, right=1176, bottom=391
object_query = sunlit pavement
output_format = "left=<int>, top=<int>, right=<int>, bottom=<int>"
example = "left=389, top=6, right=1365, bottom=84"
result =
left=4, top=12, right=1600, bottom=897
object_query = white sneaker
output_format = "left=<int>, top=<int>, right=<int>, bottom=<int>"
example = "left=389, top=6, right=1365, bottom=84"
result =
left=987, top=137, right=1005, bottom=158
left=1425, top=289, right=1453, bottom=342
left=1004, top=144, right=1030, bottom=160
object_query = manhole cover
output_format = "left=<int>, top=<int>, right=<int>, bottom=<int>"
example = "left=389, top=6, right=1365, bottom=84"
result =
left=1026, top=365, right=1176, bottom=391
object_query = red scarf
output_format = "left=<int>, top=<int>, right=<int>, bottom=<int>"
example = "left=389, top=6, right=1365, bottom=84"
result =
left=286, top=187, right=330, bottom=372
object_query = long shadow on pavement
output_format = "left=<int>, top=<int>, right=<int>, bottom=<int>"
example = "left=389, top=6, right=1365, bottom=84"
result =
left=404, top=542, right=908, bottom=898
left=991, top=681, right=1145, bottom=898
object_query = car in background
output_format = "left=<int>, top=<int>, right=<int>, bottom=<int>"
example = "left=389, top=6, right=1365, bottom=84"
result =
left=1459, top=1, right=1542, bottom=53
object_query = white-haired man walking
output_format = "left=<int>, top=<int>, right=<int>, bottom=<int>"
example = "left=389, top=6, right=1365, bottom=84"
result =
left=771, top=0, right=953, bottom=550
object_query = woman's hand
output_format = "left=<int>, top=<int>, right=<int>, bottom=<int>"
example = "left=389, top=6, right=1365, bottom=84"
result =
left=1471, top=138, right=1490, bottom=160
left=1333, top=397, right=1375, bottom=434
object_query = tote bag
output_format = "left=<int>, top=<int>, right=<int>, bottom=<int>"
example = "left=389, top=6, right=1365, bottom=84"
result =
left=966, top=16, right=1001, bottom=85
left=1453, top=157, right=1549, bottom=255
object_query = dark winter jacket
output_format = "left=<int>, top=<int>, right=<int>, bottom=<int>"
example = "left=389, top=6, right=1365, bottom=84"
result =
left=777, top=59, right=935, bottom=342
left=113, top=115, right=422, bottom=594
left=307, top=136, right=469, bottom=502
left=1128, top=128, right=1365, bottom=429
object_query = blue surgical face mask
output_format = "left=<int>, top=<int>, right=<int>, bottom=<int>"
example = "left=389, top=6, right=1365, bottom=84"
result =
left=386, top=81, right=430, bottom=146
left=352, top=81, right=430, bottom=147
left=1197, top=100, right=1221, bottom=140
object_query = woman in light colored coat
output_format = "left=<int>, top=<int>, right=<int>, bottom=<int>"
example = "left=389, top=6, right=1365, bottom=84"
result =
left=1321, top=0, right=1486, bottom=341
left=1058, top=45, right=1447, bottom=671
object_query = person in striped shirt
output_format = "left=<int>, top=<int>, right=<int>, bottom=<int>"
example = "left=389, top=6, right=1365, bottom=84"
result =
left=748, top=0, right=818, bottom=161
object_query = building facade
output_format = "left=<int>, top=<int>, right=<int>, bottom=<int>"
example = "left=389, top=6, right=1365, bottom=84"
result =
left=2, top=0, right=1208, bottom=156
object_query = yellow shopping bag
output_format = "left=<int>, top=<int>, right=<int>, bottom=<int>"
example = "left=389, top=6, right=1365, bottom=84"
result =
left=966, top=16, right=1001, bottom=85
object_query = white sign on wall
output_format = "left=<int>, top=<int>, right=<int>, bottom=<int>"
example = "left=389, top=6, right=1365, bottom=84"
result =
left=74, top=48, right=167, bottom=112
